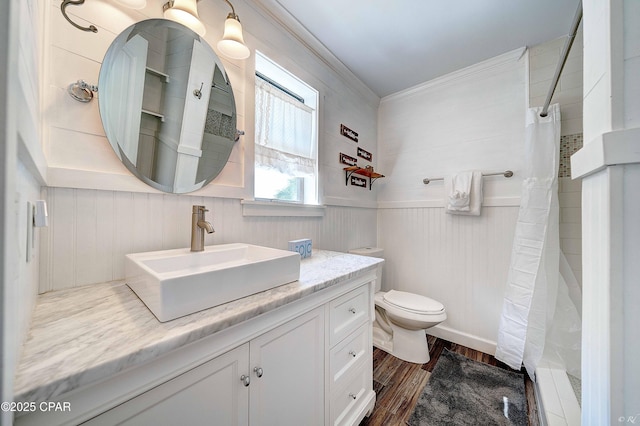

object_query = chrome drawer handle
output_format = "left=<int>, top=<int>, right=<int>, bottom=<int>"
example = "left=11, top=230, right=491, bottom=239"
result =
left=254, top=366, right=263, bottom=378
left=349, top=350, right=357, bottom=358
left=349, top=393, right=357, bottom=400
left=241, top=374, right=250, bottom=387
left=348, top=307, right=356, bottom=314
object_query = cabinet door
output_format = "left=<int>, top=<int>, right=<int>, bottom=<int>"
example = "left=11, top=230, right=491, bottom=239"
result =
left=84, top=344, right=250, bottom=426
left=249, top=307, right=325, bottom=426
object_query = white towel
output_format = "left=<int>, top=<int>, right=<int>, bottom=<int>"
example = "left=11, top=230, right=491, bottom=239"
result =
left=445, top=171, right=483, bottom=216
left=447, top=172, right=472, bottom=211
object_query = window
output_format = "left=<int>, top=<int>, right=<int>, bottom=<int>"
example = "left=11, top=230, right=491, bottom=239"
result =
left=254, top=52, right=318, bottom=204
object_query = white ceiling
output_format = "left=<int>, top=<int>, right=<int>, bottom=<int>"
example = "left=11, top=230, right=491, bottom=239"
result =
left=273, top=0, right=581, bottom=98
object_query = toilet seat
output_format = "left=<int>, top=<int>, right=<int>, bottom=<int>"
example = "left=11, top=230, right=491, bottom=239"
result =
left=382, top=290, right=444, bottom=315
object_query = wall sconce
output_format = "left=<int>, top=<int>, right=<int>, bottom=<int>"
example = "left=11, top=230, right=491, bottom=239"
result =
left=60, top=0, right=147, bottom=33
left=163, top=0, right=206, bottom=36
left=217, top=0, right=250, bottom=60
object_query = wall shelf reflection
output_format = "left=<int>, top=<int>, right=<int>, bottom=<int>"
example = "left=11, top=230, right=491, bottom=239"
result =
left=146, top=66, right=170, bottom=83
left=141, top=109, right=165, bottom=122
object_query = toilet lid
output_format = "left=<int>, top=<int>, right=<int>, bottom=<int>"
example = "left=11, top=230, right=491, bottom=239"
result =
left=382, top=290, right=444, bottom=315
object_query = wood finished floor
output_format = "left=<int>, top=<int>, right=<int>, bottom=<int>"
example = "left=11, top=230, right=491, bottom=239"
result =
left=359, top=334, right=540, bottom=426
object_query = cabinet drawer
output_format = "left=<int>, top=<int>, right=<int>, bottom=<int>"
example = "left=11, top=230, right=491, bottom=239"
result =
left=330, top=362, right=369, bottom=426
left=329, top=285, right=369, bottom=346
left=330, top=324, right=368, bottom=388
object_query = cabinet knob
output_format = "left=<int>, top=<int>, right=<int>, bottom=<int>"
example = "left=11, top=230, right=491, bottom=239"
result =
left=254, top=366, right=263, bottom=378
left=349, top=350, right=357, bottom=358
left=349, top=393, right=357, bottom=400
left=241, top=374, right=250, bottom=387
left=348, top=307, right=356, bottom=314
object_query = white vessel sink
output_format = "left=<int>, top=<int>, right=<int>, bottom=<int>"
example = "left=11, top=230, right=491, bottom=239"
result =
left=125, top=243, right=301, bottom=322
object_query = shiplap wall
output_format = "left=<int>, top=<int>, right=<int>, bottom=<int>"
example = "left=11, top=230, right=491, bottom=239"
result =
left=2, top=0, right=45, bottom=413
left=376, top=51, right=526, bottom=353
left=43, top=0, right=379, bottom=202
left=40, top=0, right=380, bottom=291
left=376, top=50, right=526, bottom=206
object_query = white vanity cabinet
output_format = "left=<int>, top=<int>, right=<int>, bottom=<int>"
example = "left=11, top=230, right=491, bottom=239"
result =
left=15, top=272, right=376, bottom=426
left=249, top=307, right=325, bottom=426
left=327, top=285, right=374, bottom=425
left=83, top=344, right=250, bottom=425
left=84, top=307, right=325, bottom=426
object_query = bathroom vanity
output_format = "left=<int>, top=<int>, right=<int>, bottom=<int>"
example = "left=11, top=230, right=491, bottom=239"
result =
left=13, top=250, right=381, bottom=426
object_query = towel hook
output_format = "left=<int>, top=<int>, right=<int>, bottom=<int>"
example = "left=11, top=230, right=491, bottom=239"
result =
left=67, top=80, right=98, bottom=103
left=61, top=0, right=98, bottom=33
left=193, top=82, right=204, bottom=99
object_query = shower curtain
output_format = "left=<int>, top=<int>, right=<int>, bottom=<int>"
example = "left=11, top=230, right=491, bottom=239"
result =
left=495, top=104, right=580, bottom=379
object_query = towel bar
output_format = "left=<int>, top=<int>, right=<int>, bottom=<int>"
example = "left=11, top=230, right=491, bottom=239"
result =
left=422, top=170, right=513, bottom=185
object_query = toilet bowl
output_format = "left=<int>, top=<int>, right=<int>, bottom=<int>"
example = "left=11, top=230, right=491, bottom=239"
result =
left=374, top=290, right=446, bottom=363
left=349, top=248, right=447, bottom=364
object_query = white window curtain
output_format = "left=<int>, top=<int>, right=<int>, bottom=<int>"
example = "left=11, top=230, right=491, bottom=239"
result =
left=255, top=78, right=315, bottom=177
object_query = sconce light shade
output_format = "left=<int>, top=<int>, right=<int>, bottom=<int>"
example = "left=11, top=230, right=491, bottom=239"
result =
left=217, top=16, right=250, bottom=60
left=112, top=0, right=147, bottom=9
left=163, top=0, right=206, bottom=36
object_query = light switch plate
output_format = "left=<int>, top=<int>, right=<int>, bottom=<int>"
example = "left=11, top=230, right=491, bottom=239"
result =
left=26, top=202, right=33, bottom=262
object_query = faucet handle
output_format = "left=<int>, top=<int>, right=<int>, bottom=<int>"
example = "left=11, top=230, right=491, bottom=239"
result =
left=193, top=205, right=209, bottom=213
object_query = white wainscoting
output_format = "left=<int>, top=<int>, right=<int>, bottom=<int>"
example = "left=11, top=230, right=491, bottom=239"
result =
left=39, top=188, right=377, bottom=293
left=377, top=205, right=519, bottom=354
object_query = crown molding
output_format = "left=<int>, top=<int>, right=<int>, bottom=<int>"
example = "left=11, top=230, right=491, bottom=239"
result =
left=381, top=47, right=527, bottom=104
left=245, top=0, right=380, bottom=106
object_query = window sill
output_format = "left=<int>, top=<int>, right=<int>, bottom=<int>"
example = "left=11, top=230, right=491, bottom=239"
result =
left=241, top=200, right=326, bottom=217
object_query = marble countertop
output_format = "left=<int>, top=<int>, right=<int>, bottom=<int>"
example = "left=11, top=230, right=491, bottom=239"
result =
left=14, top=250, right=382, bottom=403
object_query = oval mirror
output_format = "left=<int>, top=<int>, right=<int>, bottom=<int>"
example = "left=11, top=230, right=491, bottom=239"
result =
left=99, top=19, right=237, bottom=194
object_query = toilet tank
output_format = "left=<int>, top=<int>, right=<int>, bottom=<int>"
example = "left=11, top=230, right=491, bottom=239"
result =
left=348, top=247, right=383, bottom=292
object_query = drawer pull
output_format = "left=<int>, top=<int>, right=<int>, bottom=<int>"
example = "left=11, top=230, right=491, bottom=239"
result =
left=254, top=366, right=263, bottom=378
left=349, top=393, right=357, bottom=400
left=241, top=375, right=250, bottom=387
left=349, top=350, right=357, bottom=358
left=348, top=307, right=356, bottom=314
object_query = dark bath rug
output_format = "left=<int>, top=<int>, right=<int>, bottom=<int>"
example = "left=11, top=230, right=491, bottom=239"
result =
left=408, top=349, right=527, bottom=426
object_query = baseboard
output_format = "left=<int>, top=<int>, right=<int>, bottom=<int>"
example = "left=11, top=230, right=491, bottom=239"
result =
left=427, top=324, right=497, bottom=355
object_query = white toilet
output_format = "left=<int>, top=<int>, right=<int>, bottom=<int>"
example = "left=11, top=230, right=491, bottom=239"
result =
left=349, top=247, right=446, bottom=364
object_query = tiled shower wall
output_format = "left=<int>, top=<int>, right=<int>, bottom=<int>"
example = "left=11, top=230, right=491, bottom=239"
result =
left=559, top=133, right=584, bottom=178
left=558, top=133, right=583, bottom=285
left=530, top=30, right=584, bottom=287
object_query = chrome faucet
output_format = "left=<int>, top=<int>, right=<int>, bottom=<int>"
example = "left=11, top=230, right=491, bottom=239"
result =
left=191, top=205, right=215, bottom=252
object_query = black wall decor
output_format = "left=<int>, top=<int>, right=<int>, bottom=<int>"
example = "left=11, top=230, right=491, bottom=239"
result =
left=357, top=147, right=372, bottom=162
left=340, top=152, right=358, bottom=166
left=340, top=124, right=358, bottom=143
left=350, top=175, right=367, bottom=188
